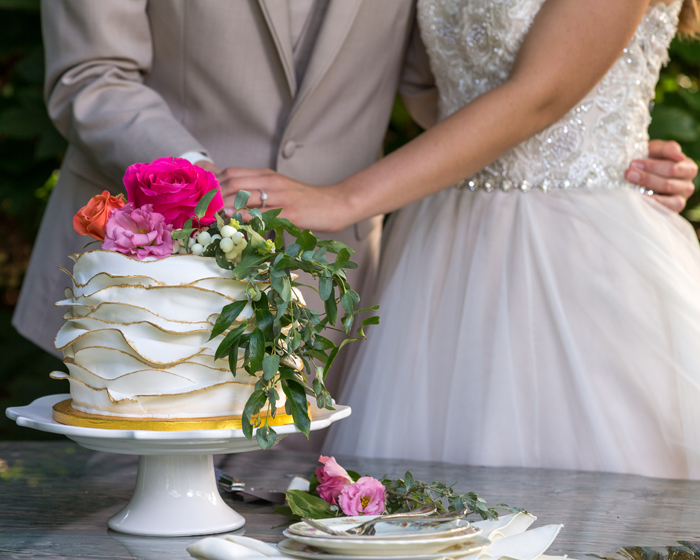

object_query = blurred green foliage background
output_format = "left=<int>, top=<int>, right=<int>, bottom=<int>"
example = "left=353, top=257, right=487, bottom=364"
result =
left=1, top=1, right=699, bottom=439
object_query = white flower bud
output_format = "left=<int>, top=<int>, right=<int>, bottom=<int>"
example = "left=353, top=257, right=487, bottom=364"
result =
left=220, top=225, right=235, bottom=238
left=191, top=243, right=204, bottom=256
left=220, top=237, right=234, bottom=253
left=196, top=231, right=211, bottom=245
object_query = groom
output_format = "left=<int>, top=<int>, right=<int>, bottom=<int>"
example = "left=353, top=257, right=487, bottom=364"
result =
left=15, top=0, right=697, bottom=443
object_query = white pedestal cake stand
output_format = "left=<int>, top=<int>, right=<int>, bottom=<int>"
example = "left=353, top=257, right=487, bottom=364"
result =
left=6, top=394, right=350, bottom=537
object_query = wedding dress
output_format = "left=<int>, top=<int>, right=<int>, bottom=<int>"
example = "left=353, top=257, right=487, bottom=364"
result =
left=325, top=0, right=700, bottom=479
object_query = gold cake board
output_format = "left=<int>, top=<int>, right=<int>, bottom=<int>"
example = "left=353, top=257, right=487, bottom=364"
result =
left=52, top=399, right=299, bottom=431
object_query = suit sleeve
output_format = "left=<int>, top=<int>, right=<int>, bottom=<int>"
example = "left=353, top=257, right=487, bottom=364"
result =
left=41, top=0, right=209, bottom=181
left=398, top=20, right=439, bottom=130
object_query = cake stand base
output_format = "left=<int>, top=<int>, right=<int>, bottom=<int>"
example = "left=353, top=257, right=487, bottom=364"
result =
left=6, top=394, right=351, bottom=537
left=108, top=454, right=245, bottom=536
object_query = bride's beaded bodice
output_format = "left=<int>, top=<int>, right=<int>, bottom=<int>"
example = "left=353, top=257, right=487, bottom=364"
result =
left=417, top=0, right=681, bottom=193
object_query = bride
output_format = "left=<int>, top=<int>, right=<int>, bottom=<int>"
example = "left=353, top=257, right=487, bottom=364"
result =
left=227, top=0, right=700, bottom=479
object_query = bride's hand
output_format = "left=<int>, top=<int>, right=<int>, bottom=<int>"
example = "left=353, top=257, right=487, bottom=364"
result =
left=217, top=167, right=353, bottom=233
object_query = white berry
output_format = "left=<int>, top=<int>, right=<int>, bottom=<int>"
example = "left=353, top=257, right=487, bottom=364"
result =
left=188, top=236, right=196, bottom=248
left=191, top=243, right=204, bottom=256
left=211, top=234, right=222, bottom=242
left=196, top=231, right=211, bottom=245
left=231, top=231, right=244, bottom=243
left=220, top=225, right=235, bottom=238
left=234, top=238, right=248, bottom=251
left=220, top=238, right=234, bottom=253
left=225, top=250, right=239, bottom=261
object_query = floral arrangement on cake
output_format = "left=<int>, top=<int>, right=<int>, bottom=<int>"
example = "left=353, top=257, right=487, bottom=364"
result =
left=71, top=157, right=378, bottom=448
left=279, top=456, right=523, bottom=520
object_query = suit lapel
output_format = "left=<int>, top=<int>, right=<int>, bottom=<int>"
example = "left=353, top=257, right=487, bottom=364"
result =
left=257, top=0, right=297, bottom=95
left=288, top=0, right=364, bottom=123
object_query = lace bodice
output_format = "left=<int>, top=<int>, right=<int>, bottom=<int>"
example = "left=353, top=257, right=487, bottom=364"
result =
left=417, top=0, right=681, bottom=193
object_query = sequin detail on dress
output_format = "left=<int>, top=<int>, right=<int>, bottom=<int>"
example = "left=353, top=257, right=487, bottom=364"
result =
left=418, top=0, right=682, bottom=193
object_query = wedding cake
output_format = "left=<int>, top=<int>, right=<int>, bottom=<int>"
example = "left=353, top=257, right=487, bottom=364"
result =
left=49, top=157, right=369, bottom=441
left=51, top=250, right=277, bottom=419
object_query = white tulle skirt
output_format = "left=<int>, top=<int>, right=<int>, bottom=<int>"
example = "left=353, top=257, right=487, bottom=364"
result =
left=324, top=186, right=700, bottom=479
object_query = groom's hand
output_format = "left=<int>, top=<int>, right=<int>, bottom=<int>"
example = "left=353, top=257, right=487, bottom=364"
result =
left=625, top=140, right=697, bottom=213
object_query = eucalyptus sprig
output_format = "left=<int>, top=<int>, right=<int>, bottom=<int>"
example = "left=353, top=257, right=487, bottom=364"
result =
left=277, top=470, right=524, bottom=521
left=193, top=190, right=378, bottom=448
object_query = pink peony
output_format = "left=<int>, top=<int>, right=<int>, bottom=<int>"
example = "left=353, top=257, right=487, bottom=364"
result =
left=123, top=157, right=223, bottom=229
left=316, top=456, right=353, bottom=505
left=102, top=203, right=174, bottom=260
left=339, top=477, right=386, bottom=516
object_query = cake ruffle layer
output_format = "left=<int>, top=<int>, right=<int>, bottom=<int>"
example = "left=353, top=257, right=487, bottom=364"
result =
left=55, top=250, right=284, bottom=418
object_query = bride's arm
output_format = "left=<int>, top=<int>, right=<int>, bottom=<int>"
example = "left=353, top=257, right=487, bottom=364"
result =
left=225, top=0, right=650, bottom=231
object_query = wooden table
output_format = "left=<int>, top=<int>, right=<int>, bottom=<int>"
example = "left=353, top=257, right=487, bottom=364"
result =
left=0, top=441, right=699, bottom=559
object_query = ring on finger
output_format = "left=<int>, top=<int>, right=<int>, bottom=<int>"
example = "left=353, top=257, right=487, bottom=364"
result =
left=260, top=189, right=268, bottom=208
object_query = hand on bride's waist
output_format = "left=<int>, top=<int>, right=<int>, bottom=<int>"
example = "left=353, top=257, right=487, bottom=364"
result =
left=218, top=167, right=357, bottom=233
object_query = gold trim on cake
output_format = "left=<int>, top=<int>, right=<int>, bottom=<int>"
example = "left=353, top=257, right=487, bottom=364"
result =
left=52, top=398, right=300, bottom=431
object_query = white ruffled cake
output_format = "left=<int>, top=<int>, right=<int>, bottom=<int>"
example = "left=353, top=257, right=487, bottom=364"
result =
left=51, top=250, right=285, bottom=420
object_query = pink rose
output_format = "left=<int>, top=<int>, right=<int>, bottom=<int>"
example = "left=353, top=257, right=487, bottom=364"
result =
left=316, top=456, right=353, bottom=505
left=338, top=477, right=386, bottom=516
left=123, top=157, right=223, bottom=229
left=102, top=203, right=174, bottom=260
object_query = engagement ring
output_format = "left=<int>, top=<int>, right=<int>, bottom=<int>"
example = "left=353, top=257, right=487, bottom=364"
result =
left=260, top=189, right=268, bottom=208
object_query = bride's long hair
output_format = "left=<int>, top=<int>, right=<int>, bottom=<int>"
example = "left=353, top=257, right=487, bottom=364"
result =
left=680, top=0, right=700, bottom=35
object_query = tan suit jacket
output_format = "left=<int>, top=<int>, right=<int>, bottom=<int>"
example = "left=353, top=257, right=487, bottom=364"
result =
left=14, top=1, right=437, bottom=388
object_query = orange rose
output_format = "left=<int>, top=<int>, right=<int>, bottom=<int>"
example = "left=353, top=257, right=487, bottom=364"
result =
left=73, top=191, right=126, bottom=241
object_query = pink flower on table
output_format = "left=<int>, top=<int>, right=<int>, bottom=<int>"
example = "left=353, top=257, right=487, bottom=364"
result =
left=339, top=477, right=386, bottom=516
left=102, top=203, right=174, bottom=260
left=316, top=455, right=353, bottom=505
left=123, top=157, right=223, bottom=229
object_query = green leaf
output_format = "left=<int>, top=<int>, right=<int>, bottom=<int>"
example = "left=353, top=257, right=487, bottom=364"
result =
left=234, top=190, right=251, bottom=210
left=356, top=315, right=380, bottom=338
left=319, top=276, right=333, bottom=301
left=324, top=292, right=338, bottom=326
left=231, top=254, right=268, bottom=280
left=285, top=243, right=301, bottom=258
left=255, top=308, right=275, bottom=339
left=214, top=322, right=247, bottom=361
left=242, top=390, right=267, bottom=440
left=317, top=239, right=355, bottom=254
left=247, top=327, right=265, bottom=374
left=194, top=188, right=220, bottom=220
left=228, top=340, right=240, bottom=375
left=281, top=379, right=311, bottom=437
left=209, top=300, right=248, bottom=340
left=256, top=423, right=277, bottom=449
left=249, top=208, right=264, bottom=230
left=262, top=354, right=280, bottom=381
left=261, top=208, right=283, bottom=222
left=332, top=248, right=352, bottom=273
left=281, top=277, right=293, bottom=302
left=286, top=490, right=335, bottom=520
left=297, top=230, right=318, bottom=253
left=340, top=292, right=355, bottom=314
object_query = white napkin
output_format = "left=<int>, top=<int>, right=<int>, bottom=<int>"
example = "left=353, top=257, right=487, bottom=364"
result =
left=442, top=513, right=567, bottom=560
left=187, top=535, right=288, bottom=560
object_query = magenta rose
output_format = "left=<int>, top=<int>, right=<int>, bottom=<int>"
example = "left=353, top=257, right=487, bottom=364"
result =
left=123, top=157, right=223, bottom=229
left=102, top=203, right=174, bottom=260
left=338, top=477, right=386, bottom=516
left=316, top=456, right=353, bottom=505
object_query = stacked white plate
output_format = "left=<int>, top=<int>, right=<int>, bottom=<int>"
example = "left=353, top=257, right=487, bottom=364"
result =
left=278, top=516, right=491, bottom=560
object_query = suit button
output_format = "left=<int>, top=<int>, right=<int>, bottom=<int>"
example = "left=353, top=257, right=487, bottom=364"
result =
left=282, top=141, right=297, bottom=159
